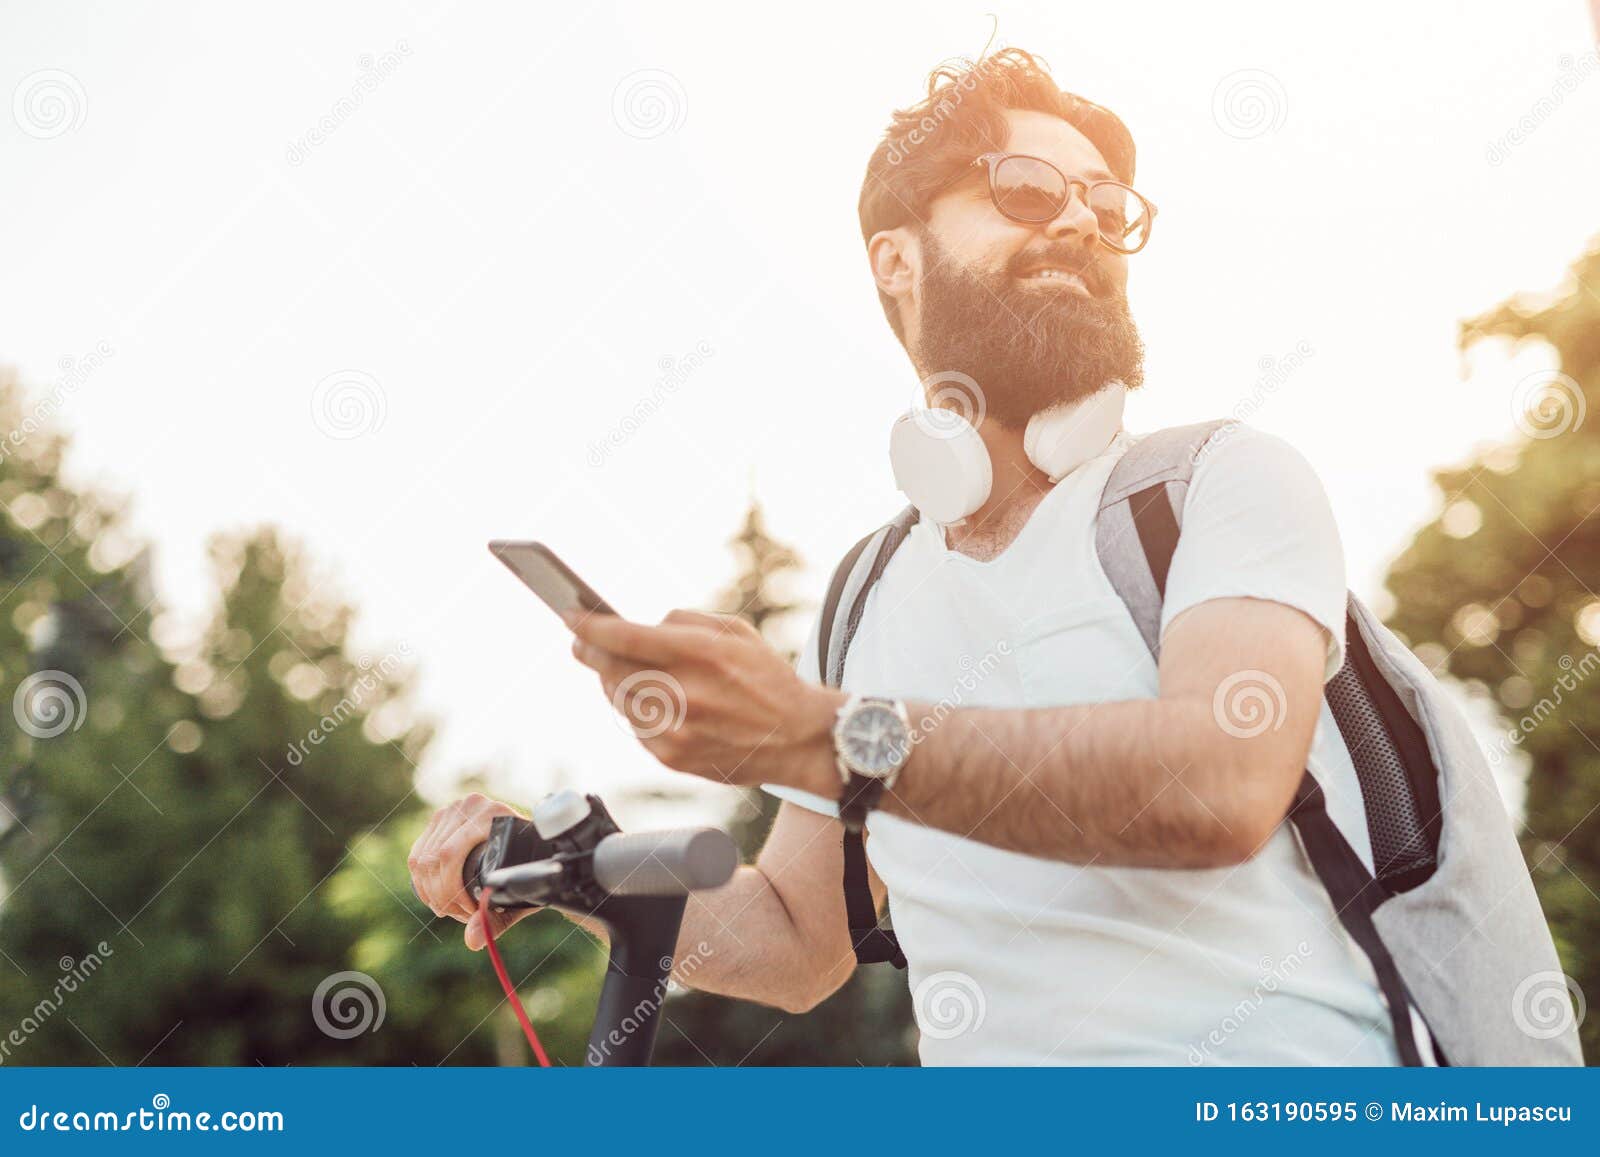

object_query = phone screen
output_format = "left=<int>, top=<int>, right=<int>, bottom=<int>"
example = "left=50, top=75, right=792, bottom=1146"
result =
left=488, top=541, right=620, bottom=625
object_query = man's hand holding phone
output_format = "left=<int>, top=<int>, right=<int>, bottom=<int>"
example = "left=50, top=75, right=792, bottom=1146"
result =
left=490, top=541, right=843, bottom=795
left=567, top=608, right=843, bottom=796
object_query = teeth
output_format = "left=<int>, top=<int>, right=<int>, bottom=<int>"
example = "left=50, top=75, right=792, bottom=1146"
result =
left=1024, top=269, right=1083, bottom=283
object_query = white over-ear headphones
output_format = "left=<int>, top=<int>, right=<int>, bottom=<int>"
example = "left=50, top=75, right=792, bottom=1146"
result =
left=889, top=381, right=1127, bottom=525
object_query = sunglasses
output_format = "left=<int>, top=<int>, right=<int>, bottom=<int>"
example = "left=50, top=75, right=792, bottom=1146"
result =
left=950, top=152, right=1157, bottom=255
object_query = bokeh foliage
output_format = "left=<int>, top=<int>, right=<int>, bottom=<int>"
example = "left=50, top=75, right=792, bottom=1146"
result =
left=1385, top=239, right=1600, bottom=1062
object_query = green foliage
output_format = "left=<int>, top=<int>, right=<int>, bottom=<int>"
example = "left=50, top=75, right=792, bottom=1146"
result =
left=1384, top=239, right=1600, bottom=1063
left=0, top=373, right=915, bottom=1066
left=0, top=370, right=443, bottom=1064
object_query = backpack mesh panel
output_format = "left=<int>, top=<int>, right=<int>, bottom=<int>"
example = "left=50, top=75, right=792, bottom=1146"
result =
left=1324, top=664, right=1436, bottom=887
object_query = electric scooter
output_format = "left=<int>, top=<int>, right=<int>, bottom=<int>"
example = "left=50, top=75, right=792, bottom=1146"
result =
left=462, top=789, right=738, bottom=1066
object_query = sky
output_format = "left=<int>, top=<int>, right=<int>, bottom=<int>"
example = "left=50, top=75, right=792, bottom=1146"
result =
left=3, top=1, right=1599, bottom=823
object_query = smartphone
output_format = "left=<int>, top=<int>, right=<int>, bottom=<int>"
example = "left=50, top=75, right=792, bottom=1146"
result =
left=488, top=541, right=621, bottom=625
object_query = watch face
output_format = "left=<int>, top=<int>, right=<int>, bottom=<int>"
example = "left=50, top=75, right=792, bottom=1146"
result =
left=838, top=702, right=911, bottom=779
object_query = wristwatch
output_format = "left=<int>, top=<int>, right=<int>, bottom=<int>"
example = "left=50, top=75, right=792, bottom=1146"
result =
left=832, top=695, right=914, bottom=832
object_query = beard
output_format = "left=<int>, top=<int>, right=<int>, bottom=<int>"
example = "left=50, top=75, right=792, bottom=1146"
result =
left=910, top=233, right=1146, bottom=429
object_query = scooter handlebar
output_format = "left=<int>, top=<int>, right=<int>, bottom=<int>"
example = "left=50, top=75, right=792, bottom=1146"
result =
left=589, top=827, right=738, bottom=896
left=463, top=822, right=738, bottom=907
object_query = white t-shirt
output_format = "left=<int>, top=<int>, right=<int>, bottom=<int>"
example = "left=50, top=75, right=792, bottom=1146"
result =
left=768, top=425, right=1399, bottom=1066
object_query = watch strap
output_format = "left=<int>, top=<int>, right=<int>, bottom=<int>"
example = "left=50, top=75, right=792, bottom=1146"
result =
left=838, top=771, right=886, bottom=833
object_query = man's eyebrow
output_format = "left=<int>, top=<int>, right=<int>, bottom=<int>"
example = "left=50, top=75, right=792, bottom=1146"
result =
left=1078, top=166, right=1115, bottom=182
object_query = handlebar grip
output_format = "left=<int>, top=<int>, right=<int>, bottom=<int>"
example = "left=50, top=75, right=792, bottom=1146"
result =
left=590, top=828, right=738, bottom=896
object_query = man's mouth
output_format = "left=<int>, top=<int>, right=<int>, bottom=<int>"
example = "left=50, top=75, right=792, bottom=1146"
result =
left=1015, top=266, right=1091, bottom=295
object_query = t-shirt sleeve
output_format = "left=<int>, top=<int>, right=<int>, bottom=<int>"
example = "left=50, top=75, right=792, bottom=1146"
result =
left=760, top=609, right=840, bottom=817
left=1159, top=425, right=1348, bottom=681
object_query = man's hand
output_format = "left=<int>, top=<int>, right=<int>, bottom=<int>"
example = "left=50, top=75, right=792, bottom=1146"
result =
left=569, top=609, right=844, bottom=794
left=408, top=793, right=538, bottom=950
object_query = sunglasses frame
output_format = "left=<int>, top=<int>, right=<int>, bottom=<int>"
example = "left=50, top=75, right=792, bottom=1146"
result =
left=953, top=151, right=1158, bottom=255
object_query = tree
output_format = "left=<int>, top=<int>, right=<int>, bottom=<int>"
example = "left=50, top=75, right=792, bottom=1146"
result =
left=0, top=367, right=461, bottom=1064
left=651, top=498, right=918, bottom=1065
left=1384, top=238, right=1600, bottom=1062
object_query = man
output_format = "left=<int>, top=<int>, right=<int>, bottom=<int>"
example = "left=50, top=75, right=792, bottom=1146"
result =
left=410, top=49, right=1398, bottom=1065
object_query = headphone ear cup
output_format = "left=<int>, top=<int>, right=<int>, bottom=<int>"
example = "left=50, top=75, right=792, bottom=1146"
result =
left=1024, top=382, right=1127, bottom=481
left=889, top=410, right=993, bottom=524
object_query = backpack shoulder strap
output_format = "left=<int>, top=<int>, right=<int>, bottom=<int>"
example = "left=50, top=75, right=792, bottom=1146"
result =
left=1094, top=420, right=1432, bottom=1065
left=1094, top=420, right=1234, bottom=651
left=818, top=506, right=920, bottom=686
left=818, top=505, right=918, bottom=969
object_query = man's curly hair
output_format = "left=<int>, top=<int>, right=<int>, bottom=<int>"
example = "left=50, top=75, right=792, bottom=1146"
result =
left=858, top=49, right=1137, bottom=342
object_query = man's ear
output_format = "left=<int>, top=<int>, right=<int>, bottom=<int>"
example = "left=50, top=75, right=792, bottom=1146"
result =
left=867, top=227, right=918, bottom=305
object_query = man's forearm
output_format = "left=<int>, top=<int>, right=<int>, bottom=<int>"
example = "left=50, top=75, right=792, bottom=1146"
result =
left=874, top=695, right=1289, bottom=868
left=667, top=865, right=847, bottom=1014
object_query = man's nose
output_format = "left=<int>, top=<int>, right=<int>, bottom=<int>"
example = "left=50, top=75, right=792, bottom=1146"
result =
left=1042, top=186, right=1100, bottom=249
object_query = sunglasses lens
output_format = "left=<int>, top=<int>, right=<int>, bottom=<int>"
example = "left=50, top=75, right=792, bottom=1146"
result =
left=1089, top=183, right=1153, bottom=252
left=991, top=156, right=1066, bottom=222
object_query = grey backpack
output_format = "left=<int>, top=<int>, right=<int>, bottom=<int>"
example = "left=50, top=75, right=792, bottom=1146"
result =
left=819, top=419, right=1583, bottom=1067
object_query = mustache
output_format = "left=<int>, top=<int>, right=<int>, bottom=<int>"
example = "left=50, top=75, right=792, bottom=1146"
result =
left=1005, top=245, right=1116, bottom=297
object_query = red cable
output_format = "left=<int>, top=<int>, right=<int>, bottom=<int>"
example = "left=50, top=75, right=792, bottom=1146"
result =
left=478, top=889, right=552, bottom=1067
